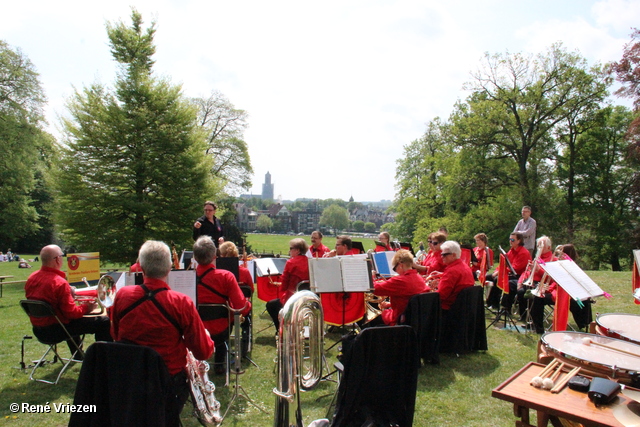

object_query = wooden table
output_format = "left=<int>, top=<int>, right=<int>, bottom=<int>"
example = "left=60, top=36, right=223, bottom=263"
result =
left=0, top=275, right=14, bottom=298
left=492, top=362, right=639, bottom=427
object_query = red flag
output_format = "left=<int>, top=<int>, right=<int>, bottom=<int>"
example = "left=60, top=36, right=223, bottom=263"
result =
left=498, top=254, right=509, bottom=294
left=321, top=292, right=365, bottom=326
left=479, top=252, right=487, bottom=285
left=633, top=260, right=640, bottom=305
left=553, top=285, right=570, bottom=331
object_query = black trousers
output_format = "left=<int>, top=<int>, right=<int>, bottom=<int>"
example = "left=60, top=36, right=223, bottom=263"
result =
left=168, top=370, right=190, bottom=427
left=266, top=298, right=283, bottom=331
left=33, top=315, right=112, bottom=354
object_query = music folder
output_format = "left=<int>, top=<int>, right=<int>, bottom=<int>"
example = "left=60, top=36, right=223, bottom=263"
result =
left=253, top=257, right=287, bottom=277
left=216, top=256, right=240, bottom=281
left=370, top=251, right=398, bottom=277
left=539, top=260, right=605, bottom=302
left=308, top=254, right=373, bottom=293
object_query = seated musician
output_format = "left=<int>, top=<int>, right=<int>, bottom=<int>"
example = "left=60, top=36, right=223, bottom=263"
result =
left=374, top=231, right=395, bottom=252
left=219, top=241, right=254, bottom=293
left=309, top=230, right=330, bottom=258
left=266, top=238, right=310, bottom=331
left=519, top=236, right=558, bottom=332
left=437, top=241, right=475, bottom=315
left=413, top=232, right=446, bottom=277
left=551, top=244, right=592, bottom=331
left=194, top=236, right=251, bottom=374
left=111, top=240, right=213, bottom=427
left=471, top=233, right=494, bottom=281
left=485, top=232, right=531, bottom=310
left=24, top=245, right=112, bottom=355
left=325, top=235, right=358, bottom=257
left=370, top=249, right=429, bottom=326
left=130, top=258, right=142, bottom=272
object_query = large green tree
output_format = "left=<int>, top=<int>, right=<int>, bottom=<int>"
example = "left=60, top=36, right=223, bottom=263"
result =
left=55, top=11, right=217, bottom=263
left=0, top=40, right=54, bottom=249
left=319, top=204, right=349, bottom=235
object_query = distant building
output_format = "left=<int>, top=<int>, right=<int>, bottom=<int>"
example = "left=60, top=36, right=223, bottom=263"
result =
left=262, top=171, right=274, bottom=201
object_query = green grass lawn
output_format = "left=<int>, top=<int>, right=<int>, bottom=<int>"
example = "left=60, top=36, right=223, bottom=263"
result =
left=0, top=237, right=637, bottom=426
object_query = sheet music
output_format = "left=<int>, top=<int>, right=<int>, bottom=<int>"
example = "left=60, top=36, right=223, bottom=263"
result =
left=309, top=258, right=343, bottom=293
left=168, top=270, right=197, bottom=306
left=340, top=256, right=371, bottom=292
left=116, top=272, right=137, bottom=290
left=541, top=260, right=604, bottom=301
left=254, top=258, right=282, bottom=276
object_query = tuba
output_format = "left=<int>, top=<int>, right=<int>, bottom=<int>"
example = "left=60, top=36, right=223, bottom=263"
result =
left=274, top=290, right=324, bottom=427
left=186, top=350, right=222, bottom=426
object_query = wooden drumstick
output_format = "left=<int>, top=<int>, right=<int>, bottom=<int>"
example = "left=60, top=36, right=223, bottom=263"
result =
left=551, top=366, right=581, bottom=394
left=581, top=337, right=639, bottom=357
left=542, top=362, right=565, bottom=390
left=530, top=360, right=559, bottom=387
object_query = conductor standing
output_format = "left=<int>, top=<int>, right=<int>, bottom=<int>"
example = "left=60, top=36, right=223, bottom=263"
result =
left=193, top=201, right=224, bottom=246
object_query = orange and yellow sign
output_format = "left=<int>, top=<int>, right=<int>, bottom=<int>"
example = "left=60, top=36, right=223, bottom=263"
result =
left=66, top=252, right=100, bottom=286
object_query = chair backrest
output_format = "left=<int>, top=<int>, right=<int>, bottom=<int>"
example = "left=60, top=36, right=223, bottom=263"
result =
left=440, top=285, right=487, bottom=354
left=238, top=283, right=252, bottom=299
left=331, top=325, right=419, bottom=427
left=198, top=303, right=230, bottom=322
left=69, top=341, right=173, bottom=427
left=401, top=292, right=441, bottom=364
left=20, top=299, right=56, bottom=318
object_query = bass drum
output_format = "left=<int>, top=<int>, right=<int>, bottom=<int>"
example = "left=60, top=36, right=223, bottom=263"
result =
left=596, top=313, right=640, bottom=346
left=538, top=331, right=640, bottom=385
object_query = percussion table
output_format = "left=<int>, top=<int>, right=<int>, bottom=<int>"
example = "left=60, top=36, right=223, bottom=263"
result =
left=493, top=362, right=639, bottom=427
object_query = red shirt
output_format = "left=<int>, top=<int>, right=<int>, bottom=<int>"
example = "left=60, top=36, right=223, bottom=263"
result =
left=238, top=265, right=254, bottom=293
left=110, top=277, right=214, bottom=375
left=374, top=244, right=392, bottom=253
left=422, top=250, right=446, bottom=275
left=472, top=247, right=494, bottom=273
left=196, top=264, right=251, bottom=336
left=374, top=269, right=428, bottom=325
left=309, top=244, right=330, bottom=258
left=280, top=255, right=310, bottom=304
left=438, top=258, right=475, bottom=310
left=24, top=266, right=90, bottom=327
left=129, top=262, right=142, bottom=272
left=507, top=245, right=532, bottom=276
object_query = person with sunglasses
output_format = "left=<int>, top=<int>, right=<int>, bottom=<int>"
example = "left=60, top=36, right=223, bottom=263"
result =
left=413, top=232, right=447, bottom=277
left=193, top=201, right=224, bottom=246
left=369, top=249, right=429, bottom=326
left=437, top=241, right=475, bottom=313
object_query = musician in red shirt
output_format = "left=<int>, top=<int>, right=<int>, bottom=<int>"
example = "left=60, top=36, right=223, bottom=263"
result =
left=471, top=233, right=494, bottom=280
left=266, top=238, right=310, bottom=331
left=521, top=236, right=558, bottom=333
left=374, top=231, right=394, bottom=252
left=219, top=241, right=254, bottom=292
left=194, top=236, right=251, bottom=374
left=24, top=245, right=112, bottom=355
left=111, top=240, right=213, bottom=425
left=437, top=241, right=475, bottom=311
left=325, top=235, right=359, bottom=257
left=485, top=232, right=531, bottom=309
left=309, top=230, right=330, bottom=258
left=414, top=232, right=447, bottom=277
left=372, top=250, right=428, bottom=325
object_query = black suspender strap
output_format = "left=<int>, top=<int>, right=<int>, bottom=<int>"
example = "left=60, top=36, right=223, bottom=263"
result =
left=118, top=283, right=183, bottom=336
left=197, top=267, right=229, bottom=300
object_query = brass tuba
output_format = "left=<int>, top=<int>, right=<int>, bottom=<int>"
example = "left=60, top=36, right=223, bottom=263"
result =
left=274, top=290, right=324, bottom=427
left=186, top=350, right=222, bottom=426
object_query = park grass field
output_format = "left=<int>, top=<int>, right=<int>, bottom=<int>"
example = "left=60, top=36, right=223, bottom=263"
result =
left=0, top=234, right=637, bottom=426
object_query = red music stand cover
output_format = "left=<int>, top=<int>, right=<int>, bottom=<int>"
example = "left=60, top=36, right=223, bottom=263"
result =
left=257, top=275, right=282, bottom=302
left=321, top=292, right=365, bottom=326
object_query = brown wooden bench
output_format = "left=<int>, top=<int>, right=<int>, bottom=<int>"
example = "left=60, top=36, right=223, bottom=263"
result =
left=0, top=279, right=26, bottom=297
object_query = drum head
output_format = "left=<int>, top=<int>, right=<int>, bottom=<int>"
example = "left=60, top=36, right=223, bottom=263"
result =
left=596, top=313, right=640, bottom=345
left=541, top=331, right=640, bottom=378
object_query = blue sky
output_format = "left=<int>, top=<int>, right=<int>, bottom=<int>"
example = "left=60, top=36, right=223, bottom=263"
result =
left=2, top=0, right=639, bottom=202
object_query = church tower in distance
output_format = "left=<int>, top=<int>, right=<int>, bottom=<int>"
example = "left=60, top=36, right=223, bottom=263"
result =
left=262, top=171, right=274, bottom=200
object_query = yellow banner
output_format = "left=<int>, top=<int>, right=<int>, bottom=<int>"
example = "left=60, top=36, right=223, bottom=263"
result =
left=66, top=252, right=100, bottom=286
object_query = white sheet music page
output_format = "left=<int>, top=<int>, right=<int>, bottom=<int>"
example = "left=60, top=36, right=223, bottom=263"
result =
left=309, top=258, right=343, bottom=293
left=340, top=256, right=371, bottom=292
left=541, top=260, right=604, bottom=301
left=254, top=258, right=283, bottom=276
left=634, top=250, right=640, bottom=271
left=168, top=270, right=197, bottom=306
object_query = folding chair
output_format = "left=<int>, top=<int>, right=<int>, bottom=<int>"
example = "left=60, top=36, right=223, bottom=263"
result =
left=238, top=283, right=258, bottom=367
left=198, top=303, right=231, bottom=386
left=19, top=299, right=84, bottom=385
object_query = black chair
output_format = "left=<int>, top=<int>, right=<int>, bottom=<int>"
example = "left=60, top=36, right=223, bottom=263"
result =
left=69, top=342, right=174, bottom=427
left=440, top=286, right=488, bottom=355
left=238, top=283, right=255, bottom=363
left=401, top=292, right=441, bottom=364
left=329, top=325, right=419, bottom=427
left=19, top=299, right=84, bottom=385
left=198, top=303, right=230, bottom=386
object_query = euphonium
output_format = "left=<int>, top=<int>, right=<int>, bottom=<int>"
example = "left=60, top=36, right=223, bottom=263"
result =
left=187, top=350, right=222, bottom=426
left=274, top=290, right=324, bottom=427
left=363, top=292, right=385, bottom=324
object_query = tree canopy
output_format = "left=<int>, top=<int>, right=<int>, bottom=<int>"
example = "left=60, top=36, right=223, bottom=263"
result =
left=319, top=204, right=350, bottom=235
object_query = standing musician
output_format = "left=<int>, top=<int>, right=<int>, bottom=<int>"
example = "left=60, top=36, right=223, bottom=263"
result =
left=309, top=230, right=330, bottom=258
left=437, top=241, right=475, bottom=314
left=194, top=236, right=251, bottom=375
left=324, top=235, right=359, bottom=257
left=374, top=231, right=396, bottom=252
left=266, top=238, right=310, bottom=331
left=518, top=236, right=558, bottom=332
left=193, top=201, right=224, bottom=246
left=485, top=232, right=531, bottom=310
left=370, top=249, right=429, bottom=326
left=24, top=245, right=112, bottom=355
left=111, top=240, right=213, bottom=426
left=471, top=233, right=494, bottom=281
left=219, top=241, right=254, bottom=293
